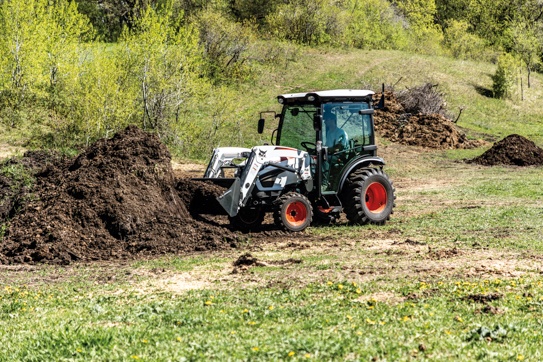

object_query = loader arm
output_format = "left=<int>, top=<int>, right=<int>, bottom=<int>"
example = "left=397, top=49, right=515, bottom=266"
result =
left=217, top=146, right=312, bottom=217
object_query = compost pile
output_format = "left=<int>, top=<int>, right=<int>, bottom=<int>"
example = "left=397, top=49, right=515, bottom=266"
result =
left=0, top=126, right=237, bottom=265
left=468, top=134, right=543, bottom=166
left=373, top=87, right=483, bottom=149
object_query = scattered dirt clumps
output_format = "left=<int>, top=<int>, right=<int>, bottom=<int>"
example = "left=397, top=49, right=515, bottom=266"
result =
left=373, top=90, right=483, bottom=149
left=0, top=126, right=238, bottom=265
left=468, top=134, right=543, bottom=166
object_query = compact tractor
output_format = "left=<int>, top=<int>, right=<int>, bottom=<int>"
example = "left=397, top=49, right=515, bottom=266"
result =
left=195, top=89, right=395, bottom=232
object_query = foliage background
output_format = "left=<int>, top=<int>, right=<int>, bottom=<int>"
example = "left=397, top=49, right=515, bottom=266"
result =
left=0, top=0, right=542, bottom=157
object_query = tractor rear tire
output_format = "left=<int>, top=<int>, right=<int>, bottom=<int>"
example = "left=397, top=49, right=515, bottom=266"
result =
left=274, top=192, right=313, bottom=232
left=229, top=206, right=265, bottom=232
left=343, top=168, right=395, bottom=225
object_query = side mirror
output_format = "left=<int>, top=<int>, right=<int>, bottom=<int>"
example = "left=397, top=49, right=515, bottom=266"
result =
left=313, top=114, right=322, bottom=131
left=257, top=118, right=265, bottom=134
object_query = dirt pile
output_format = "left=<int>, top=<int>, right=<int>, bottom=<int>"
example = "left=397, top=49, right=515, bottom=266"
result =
left=373, top=91, right=483, bottom=149
left=0, top=126, right=238, bottom=265
left=468, top=134, right=543, bottom=166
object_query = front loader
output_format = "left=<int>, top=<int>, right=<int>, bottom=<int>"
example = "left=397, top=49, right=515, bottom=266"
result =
left=193, top=89, right=396, bottom=232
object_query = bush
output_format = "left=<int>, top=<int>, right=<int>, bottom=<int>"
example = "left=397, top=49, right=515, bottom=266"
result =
left=264, top=0, right=343, bottom=46
left=342, top=0, right=409, bottom=50
left=196, top=9, right=256, bottom=82
left=443, top=20, right=489, bottom=61
left=492, top=53, right=518, bottom=99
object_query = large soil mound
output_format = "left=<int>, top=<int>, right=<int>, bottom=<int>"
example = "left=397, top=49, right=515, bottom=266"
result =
left=0, top=126, right=237, bottom=265
left=374, top=91, right=483, bottom=149
left=468, top=134, right=543, bottom=166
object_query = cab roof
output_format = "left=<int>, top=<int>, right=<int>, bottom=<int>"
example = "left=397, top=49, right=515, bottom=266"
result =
left=278, top=89, right=375, bottom=104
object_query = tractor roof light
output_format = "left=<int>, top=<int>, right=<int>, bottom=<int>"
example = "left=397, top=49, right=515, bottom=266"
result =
left=277, top=96, right=285, bottom=104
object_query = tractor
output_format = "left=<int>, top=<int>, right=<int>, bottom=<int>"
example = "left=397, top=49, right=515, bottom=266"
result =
left=194, top=89, right=395, bottom=232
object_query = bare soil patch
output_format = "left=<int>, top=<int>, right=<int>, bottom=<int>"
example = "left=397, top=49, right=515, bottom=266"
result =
left=468, top=134, right=543, bottom=166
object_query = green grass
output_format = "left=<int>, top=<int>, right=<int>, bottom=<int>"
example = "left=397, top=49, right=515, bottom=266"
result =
left=2, top=275, right=543, bottom=360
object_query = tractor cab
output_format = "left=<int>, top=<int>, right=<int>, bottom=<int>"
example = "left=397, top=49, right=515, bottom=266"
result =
left=272, top=90, right=378, bottom=194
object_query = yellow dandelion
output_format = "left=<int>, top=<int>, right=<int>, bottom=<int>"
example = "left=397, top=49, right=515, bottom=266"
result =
left=288, top=351, right=295, bottom=357
left=76, top=348, right=83, bottom=353
left=379, top=321, right=386, bottom=325
left=327, top=281, right=333, bottom=286
left=356, top=289, right=361, bottom=294
left=454, top=316, right=463, bottom=322
left=338, top=284, right=344, bottom=290
left=176, top=337, right=182, bottom=342
left=305, top=353, right=311, bottom=358
left=252, top=347, right=259, bottom=352
left=231, top=331, right=236, bottom=334
left=204, top=300, right=213, bottom=306
left=352, top=282, right=357, bottom=287
left=517, top=355, right=524, bottom=361
left=141, top=339, right=148, bottom=344
left=401, top=316, right=410, bottom=322
left=445, top=330, right=451, bottom=335
left=347, top=315, right=353, bottom=321
left=131, top=356, right=140, bottom=360
left=269, top=306, right=274, bottom=310
left=248, top=321, right=256, bottom=325
left=366, top=318, right=376, bottom=325
left=357, top=331, right=363, bottom=335
left=243, top=309, right=249, bottom=313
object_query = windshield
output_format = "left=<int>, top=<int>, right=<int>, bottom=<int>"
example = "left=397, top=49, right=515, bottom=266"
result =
left=277, top=104, right=318, bottom=149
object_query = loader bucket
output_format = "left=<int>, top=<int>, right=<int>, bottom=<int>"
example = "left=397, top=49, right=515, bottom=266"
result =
left=217, top=177, right=241, bottom=217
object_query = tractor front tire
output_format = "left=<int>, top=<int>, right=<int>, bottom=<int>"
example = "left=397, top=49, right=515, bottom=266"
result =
left=274, top=192, right=313, bottom=232
left=343, top=168, right=395, bottom=225
left=229, top=206, right=265, bottom=232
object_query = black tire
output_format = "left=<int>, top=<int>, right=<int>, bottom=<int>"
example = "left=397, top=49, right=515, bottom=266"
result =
left=229, top=206, right=265, bottom=232
left=274, top=192, right=313, bottom=232
left=343, top=168, right=395, bottom=225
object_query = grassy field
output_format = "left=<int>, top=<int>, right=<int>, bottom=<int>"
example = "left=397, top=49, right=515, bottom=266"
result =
left=2, top=49, right=543, bottom=360
left=2, top=141, right=543, bottom=361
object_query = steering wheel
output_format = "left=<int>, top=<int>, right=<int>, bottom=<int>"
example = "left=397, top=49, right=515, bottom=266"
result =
left=300, top=141, right=316, bottom=152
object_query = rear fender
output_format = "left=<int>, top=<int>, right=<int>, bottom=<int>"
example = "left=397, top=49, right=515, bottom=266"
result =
left=338, top=156, right=385, bottom=193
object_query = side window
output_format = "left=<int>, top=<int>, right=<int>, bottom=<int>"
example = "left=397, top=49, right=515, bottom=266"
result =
left=324, top=102, right=373, bottom=149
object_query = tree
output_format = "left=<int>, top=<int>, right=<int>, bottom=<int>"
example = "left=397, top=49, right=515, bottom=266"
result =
left=120, top=2, right=204, bottom=140
left=508, top=21, right=542, bottom=88
left=0, top=0, right=91, bottom=127
left=391, top=0, right=444, bottom=54
left=492, top=53, right=518, bottom=99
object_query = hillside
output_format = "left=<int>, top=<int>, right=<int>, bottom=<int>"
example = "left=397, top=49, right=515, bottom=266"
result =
left=239, top=48, right=543, bottom=151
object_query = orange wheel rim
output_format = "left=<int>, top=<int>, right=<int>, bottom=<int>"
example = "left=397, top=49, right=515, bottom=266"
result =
left=285, top=201, right=307, bottom=226
left=365, top=182, right=387, bottom=213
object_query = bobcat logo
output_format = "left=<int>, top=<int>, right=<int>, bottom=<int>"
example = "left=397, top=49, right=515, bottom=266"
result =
left=258, top=149, right=267, bottom=157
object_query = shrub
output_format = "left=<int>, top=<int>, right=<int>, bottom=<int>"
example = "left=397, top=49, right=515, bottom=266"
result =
left=264, top=0, right=343, bottom=46
left=196, top=9, right=256, bottom=82
left=492, top=53, right=518, bottom=99
left=342, top=0, right=409, bottom=50
left=443, top=19, right=489, bottom=61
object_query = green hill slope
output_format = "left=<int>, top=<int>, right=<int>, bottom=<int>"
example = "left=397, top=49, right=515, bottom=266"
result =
left=234, top=48, right=543, bottom=152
